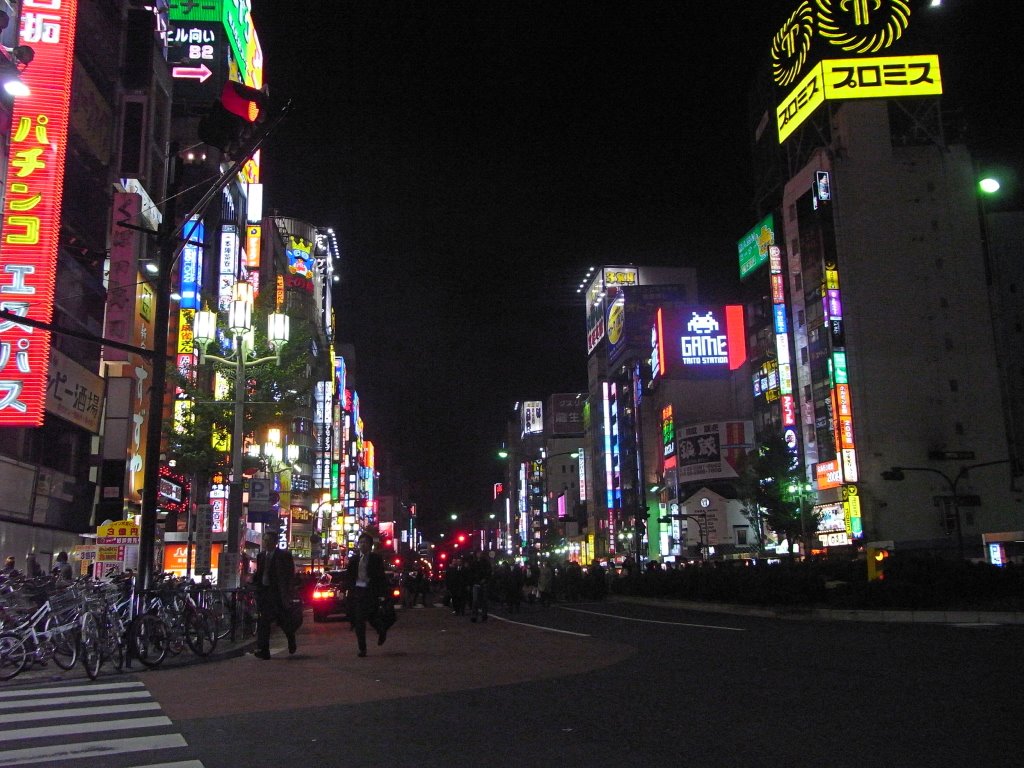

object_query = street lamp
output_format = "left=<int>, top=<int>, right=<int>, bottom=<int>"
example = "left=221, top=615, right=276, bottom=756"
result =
left=787, top=480, right=816, bottom=558
left=882, top=460, right=1008, bottom=559
left=192, top=283, right=290, bottom=588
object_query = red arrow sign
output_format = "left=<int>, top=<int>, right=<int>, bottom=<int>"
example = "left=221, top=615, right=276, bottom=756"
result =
left=171, top=63, right=213, bottom=83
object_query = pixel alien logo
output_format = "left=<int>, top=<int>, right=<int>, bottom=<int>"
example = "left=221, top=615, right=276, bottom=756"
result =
left=686, top=312, right=720, bottom=335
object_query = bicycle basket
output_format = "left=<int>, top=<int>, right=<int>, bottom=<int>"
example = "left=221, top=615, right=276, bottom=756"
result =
left=46, top=585, right=83, bottom=616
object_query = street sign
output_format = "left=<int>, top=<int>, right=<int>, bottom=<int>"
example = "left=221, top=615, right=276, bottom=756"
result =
left=249, top=479, right=269, bottom=512
left=194, top=504, right=213, bottom=575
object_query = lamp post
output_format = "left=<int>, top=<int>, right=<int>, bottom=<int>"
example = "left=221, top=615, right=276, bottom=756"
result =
left=192, top=283, right=290, bottom=588
left=882, top=460, right=1008, bottom=560
left=787, top=480, right=816, bottom=558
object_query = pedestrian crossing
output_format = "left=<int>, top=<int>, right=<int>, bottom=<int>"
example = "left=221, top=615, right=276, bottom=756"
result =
left=0, top=680, right=204, bottom=767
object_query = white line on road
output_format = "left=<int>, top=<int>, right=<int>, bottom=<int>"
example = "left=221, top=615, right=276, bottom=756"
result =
left=0, top=734, right=188, bottom=766
left=130, top=762, right=206, bottom=768
left=0, top=690, right=152, bottom=711
left=0, top=715, right=171, bottom=742
left=488, top=614, right=591, bottom=636
left=0, top=681, right=145, bottom=700
left=560, top=606, right=746, bottom=631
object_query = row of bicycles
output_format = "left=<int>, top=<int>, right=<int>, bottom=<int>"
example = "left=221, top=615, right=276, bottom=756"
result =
left=0, top=571, right=259, bottom=682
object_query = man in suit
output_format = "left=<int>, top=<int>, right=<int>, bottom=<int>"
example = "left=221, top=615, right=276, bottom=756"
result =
left=252, top=529, right=298, bottom=659
left=345, top=531, right=387, bottom=657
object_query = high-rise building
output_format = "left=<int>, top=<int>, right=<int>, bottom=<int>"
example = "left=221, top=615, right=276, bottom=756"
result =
left=741, top=1, right=1021, bottom=557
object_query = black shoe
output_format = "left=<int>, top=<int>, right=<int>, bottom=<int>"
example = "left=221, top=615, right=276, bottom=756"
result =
left=358, top=650, right=367, bottom=657
left=254, top=650, right=271, bottom=660
left=287, top=635, right=297, bottom=654
left=377, top=628, right=387, bottom=646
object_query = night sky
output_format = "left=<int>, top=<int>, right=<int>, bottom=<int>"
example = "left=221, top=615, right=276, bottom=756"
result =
left=249, top=1, right=1021, bottom=527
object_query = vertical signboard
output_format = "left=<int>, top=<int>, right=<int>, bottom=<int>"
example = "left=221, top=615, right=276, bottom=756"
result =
left=0, top=0, right=79, bottom=425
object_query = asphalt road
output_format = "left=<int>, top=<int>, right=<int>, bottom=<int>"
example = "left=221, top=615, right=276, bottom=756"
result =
left=2, top=599, right=1022, bottom=767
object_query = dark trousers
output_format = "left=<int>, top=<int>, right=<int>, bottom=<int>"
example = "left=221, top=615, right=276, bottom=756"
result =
left=471, top=583, right=488, bottom=620
left=256, top=589, right=295, bottom=653
left=350, top=587, right=383, bottom=652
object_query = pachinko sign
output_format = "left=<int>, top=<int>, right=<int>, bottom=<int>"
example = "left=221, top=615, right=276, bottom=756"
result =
left=0, top=0, right=79, bottom=425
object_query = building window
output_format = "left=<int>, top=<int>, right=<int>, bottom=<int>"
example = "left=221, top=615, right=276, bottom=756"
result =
left=735, top=527, right=748, bottom=546
left=801, top=346, right=809, bottom=364
left=949, top=379, right=959, bottom=392
left=798, top=309, right=805, bottom=328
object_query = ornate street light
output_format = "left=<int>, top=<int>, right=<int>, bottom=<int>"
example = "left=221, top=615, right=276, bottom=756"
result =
left=191, top=282, right=291, bottom=588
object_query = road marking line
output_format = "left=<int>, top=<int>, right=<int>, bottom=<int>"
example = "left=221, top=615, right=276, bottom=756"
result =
left=0, top=734, right=188, bottom=766
left=560, top=606, right=746, bottom=631
left=131, top=761, right=206, bottom=768
left=489, top=614, right=591, bottom=636
left=0, top=691, right=151, bottom=710
left=0, top=681, right=145, bottom=700
left=0, top=715, right=171, bottom=742
left=2, top=701, right=162, bottom=723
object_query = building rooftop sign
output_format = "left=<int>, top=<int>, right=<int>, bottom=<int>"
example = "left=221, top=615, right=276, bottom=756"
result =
left=770, top=1, right=942, bottom=143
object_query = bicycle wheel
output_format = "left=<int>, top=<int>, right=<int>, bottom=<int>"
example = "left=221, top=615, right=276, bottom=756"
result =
left=45, top=615, right=78, bottom=670
left=208, top=594, right=232, bottom=640
left=0, top=631, right=28, bottom=681
left=80, top=612, right=102, bottom=680
left=184, top=609, right=218, bottom=656
left=109, top=621, right=126, bottom=671
left=240, top=593, right=259, bottom=638
left=129, top=614, right=168, bottom=668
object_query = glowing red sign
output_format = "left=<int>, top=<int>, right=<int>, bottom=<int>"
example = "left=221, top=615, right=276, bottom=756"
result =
left=0, top=1, right=78, bottom=425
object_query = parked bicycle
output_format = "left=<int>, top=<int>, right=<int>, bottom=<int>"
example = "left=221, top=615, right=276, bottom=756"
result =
left=0, top=578, right=83, bottom=681
left=79, top=574, right=134, bottom=680
left=127, top=573, right=218, bottom=668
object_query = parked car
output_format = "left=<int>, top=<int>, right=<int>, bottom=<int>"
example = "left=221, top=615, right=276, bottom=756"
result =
left=311, top=570, right=350, bottom=622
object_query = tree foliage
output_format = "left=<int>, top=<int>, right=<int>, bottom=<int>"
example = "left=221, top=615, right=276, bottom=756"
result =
left=167, top=290, right=324, bottom=479
left=736, top=433, right=815, bottom=553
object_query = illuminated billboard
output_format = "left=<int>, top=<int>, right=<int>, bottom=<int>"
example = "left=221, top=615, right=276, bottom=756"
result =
left=737, top=214, right=775, bottom=280
left=656, top=305, right=746, bottom=378
left=0, top=0, right=79, bottom=426
left=770, top=1, right=942, bottom=143
left=777, top=54, right=942, bottom=142
left=522, top=401, right=543, bottom=436
left=584, top=266, right=637, bottom=355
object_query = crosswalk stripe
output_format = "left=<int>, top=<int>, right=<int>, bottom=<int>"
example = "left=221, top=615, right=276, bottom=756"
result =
left=3, top=701, right=162, bottom=723
left=0, top=733, right=189, bottom=766
left=0, top=679, right=203, bottom=767
left=0, top=681, right=145, bottom=700
left=0, top=714, right=171, bottom=742
left=0, top=690, right=152, bottom=711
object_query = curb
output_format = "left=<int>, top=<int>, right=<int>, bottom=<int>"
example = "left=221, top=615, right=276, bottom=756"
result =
left=610, top=595, right=1024, bottom=625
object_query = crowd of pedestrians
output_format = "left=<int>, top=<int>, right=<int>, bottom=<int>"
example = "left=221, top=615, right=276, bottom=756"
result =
left=431, top=556, right=616, bottom=618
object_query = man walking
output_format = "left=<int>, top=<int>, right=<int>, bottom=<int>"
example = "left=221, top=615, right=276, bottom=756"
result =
left=252, top=529, right=298, bottom=659
left=345, top=532, right=387, bottom=657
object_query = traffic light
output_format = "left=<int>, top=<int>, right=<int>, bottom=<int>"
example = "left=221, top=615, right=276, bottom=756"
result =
left=866, top=547, right=890, bottom=581
left=197, top=80, right=269, bottom=157
left=456, top=533, right=467, bottom=545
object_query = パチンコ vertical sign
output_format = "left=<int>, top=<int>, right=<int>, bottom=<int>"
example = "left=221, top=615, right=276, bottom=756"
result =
left=0, top=1, right=79, bottom=425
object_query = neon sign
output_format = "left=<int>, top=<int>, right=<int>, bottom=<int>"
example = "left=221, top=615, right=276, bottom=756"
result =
left=0, top=0, right=79, bottom=425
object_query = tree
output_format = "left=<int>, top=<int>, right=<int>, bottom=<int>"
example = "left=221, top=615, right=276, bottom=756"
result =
left=736, top=434, right=806, bottom=554
left=167, top=289, right=323, bottom=481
